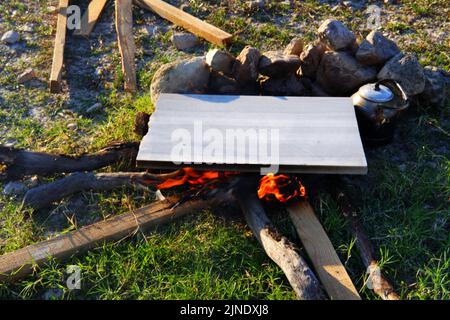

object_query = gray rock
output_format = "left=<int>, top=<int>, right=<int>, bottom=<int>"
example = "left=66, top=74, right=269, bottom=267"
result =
left=1, top=30, right=20, bottom=44
left=377, top=53, right=425, bottom=96
left=17, top=68, right=36, bottom=84
left=232, top=46, right=261, bottom=85
left=258, top=51, right=301, bottom=78
left=283, top=37, right=303, bottom=56
left=150, top=57, right=210, bottom=104
left=356, top=31, right=400, bottom=65
left=318, top=19, right=356, bottom=50
left=261, top=73, right=308, bottom=96
left=316, top=51, right=377, bottom=95
left=47, top=5, right=58, bottom=13
left=298, top=43, right=326, bottom=79
left=247, top=0, right=266, bottom=10
left=67, top=123, right=78, bottom=131
left=3, top=181, right=27, bottom=196
left=208, top=71, right=240, bottom=95
left=205, top=49, right=235, bottom=75
left=171, top=32, right=200, bottom=51
left=418, top=66, right=449, bottom=108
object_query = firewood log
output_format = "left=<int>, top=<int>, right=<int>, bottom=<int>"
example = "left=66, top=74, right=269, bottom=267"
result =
left=233, top=178, right=324, bottom=300
left=0, top=142, right=139, bottom=180
left=335, top=190, right=400, bottom=300
left=22, top=172, right=164, bottom=210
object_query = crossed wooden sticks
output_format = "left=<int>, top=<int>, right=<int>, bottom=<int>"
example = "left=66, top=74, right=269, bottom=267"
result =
left=49, top=0, right=233, bottom=93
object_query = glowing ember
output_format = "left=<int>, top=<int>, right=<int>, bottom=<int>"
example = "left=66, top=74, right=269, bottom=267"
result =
left=157, top=168, right=237, bottom=190
left=257, top=173, right=306, bottom=203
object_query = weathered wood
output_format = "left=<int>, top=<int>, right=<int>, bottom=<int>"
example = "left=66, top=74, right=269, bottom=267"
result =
left=287, top=201, right=361, bottom=300
left=115, top=0, right=137, bottom=92
left=335, top=191, right=400, bottom=300
left=49, top=0, right=69, bottom=93
left=73, top=0, right=109, bottom=37
left=0, top=142, right=139, bottom=180
left=23, top=172, right=163, bottom=210
left=137, top=94, right=368, bottom=175
left=0, top=197, right=208, bottom=283
left=234, top=180, right=323, bottom=300
left=134, top=0, right=233, bottom=46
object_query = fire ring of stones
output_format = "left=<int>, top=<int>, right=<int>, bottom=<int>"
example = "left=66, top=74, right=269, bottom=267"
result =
left=151, top=19, right=449, bottom=108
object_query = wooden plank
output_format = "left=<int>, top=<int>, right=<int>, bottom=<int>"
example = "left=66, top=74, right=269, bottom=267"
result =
left=135, top=0, right=233, bottom=46
left=73, top=0, right=109, bottom=37
left=0, top=199, right=207, bottom=283
left=115, top=0, right=137, bottom=92
left=136, top=94, right=368, bottom=175
left=49, top=0, right=69, bottom=93
left=287, top=201, right=361, bottom=300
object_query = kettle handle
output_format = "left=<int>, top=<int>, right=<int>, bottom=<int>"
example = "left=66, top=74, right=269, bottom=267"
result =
left=377, top=79, right=409, bottom=110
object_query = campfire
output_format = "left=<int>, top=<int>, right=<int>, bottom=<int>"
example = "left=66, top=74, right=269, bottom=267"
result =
left=143, top=168, right=306, bottom=205
left=1, top=3, right=422, bottom=300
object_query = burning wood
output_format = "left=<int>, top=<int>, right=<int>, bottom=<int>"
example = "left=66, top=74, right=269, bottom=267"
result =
left=257, top=173, right=306, bottom=203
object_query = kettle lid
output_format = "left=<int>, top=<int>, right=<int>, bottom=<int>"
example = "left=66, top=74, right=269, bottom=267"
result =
left=358, top=82, right=393, bottom=103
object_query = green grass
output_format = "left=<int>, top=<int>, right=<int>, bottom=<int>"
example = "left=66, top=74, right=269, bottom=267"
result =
left=0, top=0, right=449, bottom=300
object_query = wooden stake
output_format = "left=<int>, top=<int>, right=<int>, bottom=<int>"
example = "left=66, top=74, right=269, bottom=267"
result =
left=115, top=0, right=137, bottom=92
left=74, top=0, right=109, bottom=37
left=49, top=0, right=69, bottom=93
left=134, top=0, right=233, bottom=46
left=0, top=198, right=208, bottom=283
left=287, top=201, right=361, bottom=300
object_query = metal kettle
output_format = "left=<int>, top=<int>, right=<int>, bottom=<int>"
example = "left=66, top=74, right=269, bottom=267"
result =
left=352, top=80, right=409, bottom=146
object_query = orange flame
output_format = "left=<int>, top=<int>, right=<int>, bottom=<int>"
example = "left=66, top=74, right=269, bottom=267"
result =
left=155, top=168, right=305, bottom=204
left=257, top=173, right=306, bottom=203
left=157, top=168, right=237, bottom=190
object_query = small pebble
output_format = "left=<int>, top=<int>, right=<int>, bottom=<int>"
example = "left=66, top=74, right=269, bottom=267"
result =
left=67, top=123, right=78, bottom=131
left=1, top=30, right=20, bottom=44
left=3, top=181, right=27, bottom=196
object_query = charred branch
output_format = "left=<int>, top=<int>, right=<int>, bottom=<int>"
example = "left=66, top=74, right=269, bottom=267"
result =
left=335, top=190, right=400, bottom=300
left=0, top=142, right=139, bottom=180
left=22, top=171, right=174, bottom=210
left=233, top=178, right=324, bottom=300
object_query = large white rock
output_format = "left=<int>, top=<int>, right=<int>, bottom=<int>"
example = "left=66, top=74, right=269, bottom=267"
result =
left=232, top=46, right=261, bottom=85
left=316, top=51, right=377, bottom=95
left=205, top=49, right=235, bottom=75
left=356, top=31, right=400, bottom=66
left=150, top=57, right=210, bottom=104
left=377, top=53, right=425, bottom=96
left=318, top=19, right=356, bottom=51
left=258, top=51, right=301, bottom=78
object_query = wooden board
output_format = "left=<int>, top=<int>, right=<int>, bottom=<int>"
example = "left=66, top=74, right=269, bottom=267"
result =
left=0, top=198, right=207, bottom=283
left=135, top=0, right=233, bottom=46
left=136, top=94, right=368, bottom=175
left=115, top=0, right=137, bottom=92
left=73, top=0, right=109, bottom=37
left=288, top=201, right=361, bottom=300
left=49, top=0, right=69, bottom=93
